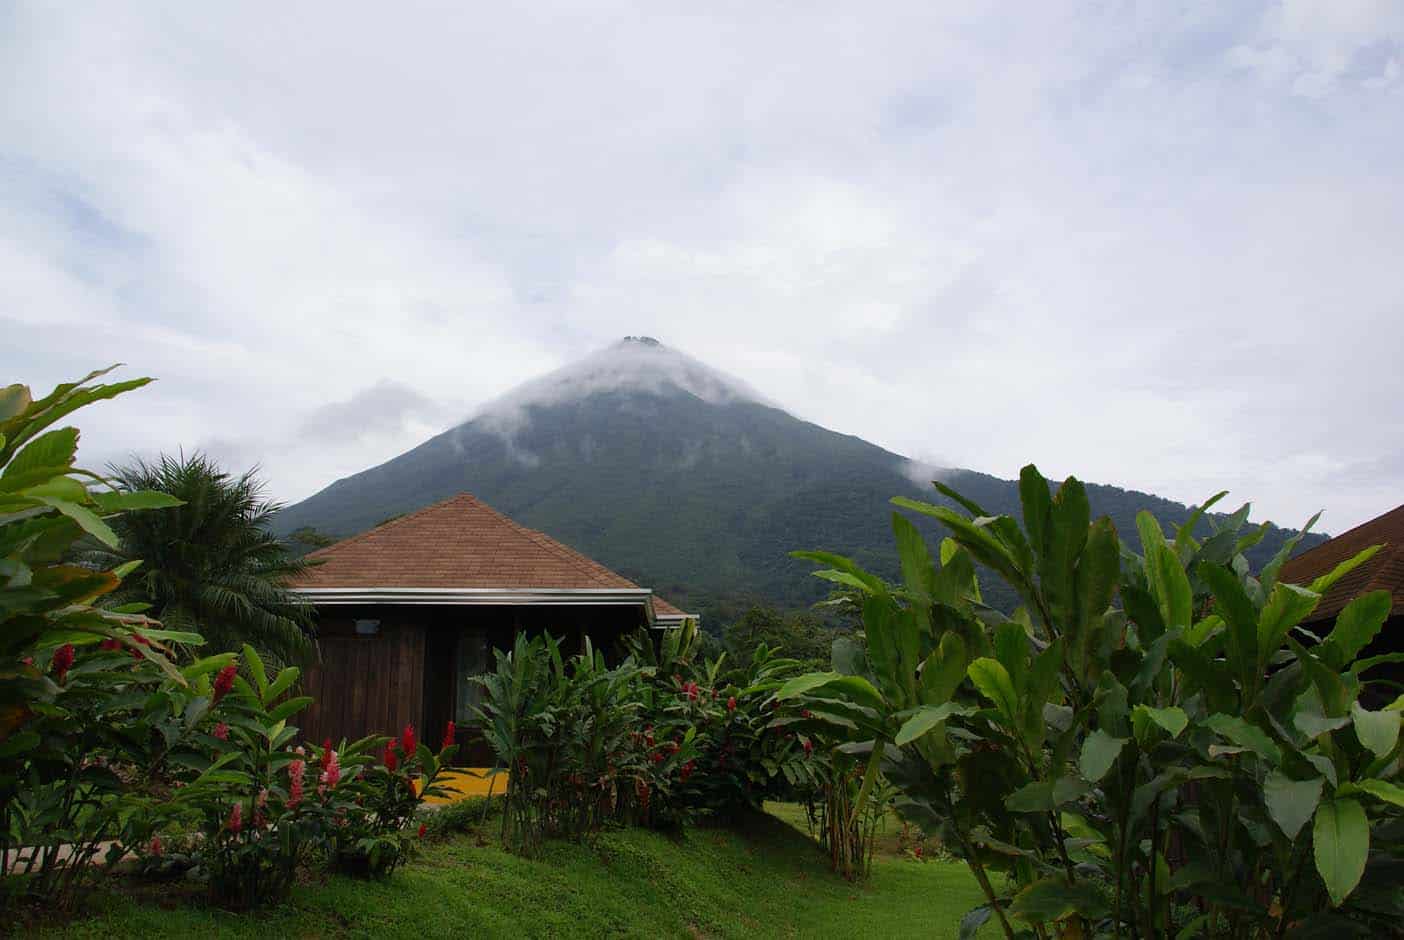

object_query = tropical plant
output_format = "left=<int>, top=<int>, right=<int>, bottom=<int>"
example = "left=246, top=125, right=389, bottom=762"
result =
left=784, top=465, right=1404, bottom=939
left=319, top=722, right=459, bottom=878
left=84, top=453, right=316, bottom=664
left=0, top=367, right=209, bottom=908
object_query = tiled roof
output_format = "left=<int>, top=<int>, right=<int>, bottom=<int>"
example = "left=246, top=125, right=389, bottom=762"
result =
left=288, top=493, right=697, bottom=620
left=1279, top=504, right=1404, bottom=624
left=290, top=494, right=642, bottom=590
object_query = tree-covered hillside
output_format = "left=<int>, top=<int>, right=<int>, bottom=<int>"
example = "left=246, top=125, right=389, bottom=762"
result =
left=275, top=347, right=1324, bottom=622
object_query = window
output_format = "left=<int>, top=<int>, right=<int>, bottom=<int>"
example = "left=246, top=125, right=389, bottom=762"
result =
left=454, top=629, right=490, bottom=726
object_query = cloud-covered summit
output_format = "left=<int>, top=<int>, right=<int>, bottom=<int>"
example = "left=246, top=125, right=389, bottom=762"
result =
left=473, top=336, right=769, bottom=431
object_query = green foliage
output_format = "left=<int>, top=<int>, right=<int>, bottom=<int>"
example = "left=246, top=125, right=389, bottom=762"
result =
left=722, top=604, right=841, bottom=669
left=470, top=621, right=813, bottom=856
left=83, top=453, right=316, bottom=665
left=1, top=368, right=196, bottom=909
left=789, top=464, right=1404, bottom=939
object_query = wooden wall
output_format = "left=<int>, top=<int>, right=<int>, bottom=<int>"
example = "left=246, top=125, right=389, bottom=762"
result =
left=299, top=616, right=426, bottom=746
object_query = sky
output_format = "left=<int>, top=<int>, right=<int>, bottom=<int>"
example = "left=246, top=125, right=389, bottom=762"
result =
left=3, top=1, right=1402, bottom=536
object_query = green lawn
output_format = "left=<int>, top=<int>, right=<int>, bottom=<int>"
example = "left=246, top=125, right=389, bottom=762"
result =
left=34, top=806, right=986, bottom=939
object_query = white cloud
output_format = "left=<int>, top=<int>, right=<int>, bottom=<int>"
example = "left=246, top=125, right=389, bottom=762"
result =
left=2, top=1, right=1401, bottom=534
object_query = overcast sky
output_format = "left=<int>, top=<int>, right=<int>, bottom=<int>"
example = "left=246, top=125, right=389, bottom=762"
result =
left=4, top=2, right=1402, bottom=535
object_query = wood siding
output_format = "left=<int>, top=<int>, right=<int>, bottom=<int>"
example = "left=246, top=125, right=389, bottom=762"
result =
left=299, top=617, right=426, bottom=746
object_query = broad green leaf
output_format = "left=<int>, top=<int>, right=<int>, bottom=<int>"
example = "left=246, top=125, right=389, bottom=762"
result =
left=1072, top=516, right=1120, bottom=657
left=1257, top=582, right=1320, bottom=661
left=90, top=489, right=185, bottom=513
left=1307, top=545, right=1382, bottom=596
left=1263, top=771, right=1323, bottom=839
left=1152, top=543, right=1193, bottom=630
left=1175, top=491, right=1228, bottom=556
left=894, top=702, right=974, bottom=746
left=1205, top=714, right=1282, bottom=763
left=1078, top=728, right=1127, bottom=782
left=1019, top=464, right=1052, bottom=560
left=242, top=643, right=269, bottom=700
left=1133, top=705, right=1189, bottom=740
left=1009, top=876, right=1109, bottom=922
left=1006, top=776, right=1090, bottom=813
left=791, top=550, right=886, bottom=595
left=1313, top=798, right=1368, bottom=907
left=775, top=672, right=885, bottom=710
left=1350, top=702, right=1400, bottom=757
left=34, top=496, right=119, bottom=547
left=1351, top=779, right=1404, bottom=808
left=1321, top=591, right=1391, bottom=668
left=891, top=511, right=936, bottom=600
left=1261, top=510, right=1321, bottom=594
left=1, top=427, right=77, bottom=483
left=967, top=658, right=1019, bottom=724
left=919, top=632, right=967, bottom=705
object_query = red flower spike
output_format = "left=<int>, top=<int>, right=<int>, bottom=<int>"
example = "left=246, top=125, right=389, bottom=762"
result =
left=321, top=739, right=333, bottom=769
left=226, top=801, right=243, bottom=834
left=212, top=663, right=237, bottom=703
left=418, top=823, right=427, bottom=839
left=288, top=758, right=306, bottom=807
left=802, top=739, right=814, bottom=756
left=213, top=721, right=229, bottom=741
left=727, top=696, right=737, bottom=712
left=442, top=720, right=456, bottom=750
left=149, top=836, right=163, bottom=857
left=99, top=638, right=122, bottom=652
left=383, top=739, right=399, bottom=772
left=50, top=643, right=75, bottom=683
left=401, top=724, right=416, bottom=756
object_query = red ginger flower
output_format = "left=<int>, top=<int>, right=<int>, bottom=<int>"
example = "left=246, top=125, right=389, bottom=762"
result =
left=99, top=638, right=122, bottom=652
left=149, top=836, right=162, bottom=857
left=226, top=801, right=243, bottom=834
left=383, top=739, right=399, bottom=772
left=417, top=823, right=427, bottom=839
left=802, top=738, right=814, bottom=756
left=727, top=696, right=737, bottom=712
left=288, top=758, right=306, bottom=807
left=50, top=643, right=75, bottom=683
left=253, top=789, right=269, bottom=828
left=401, top=724, right=416, bottom=756
left=442, top=720, right=456, bottom=750
left=213, top=721, right=229, bottom=741
left=212, top=663, right=237, bottom=703
left=319, top=748, right=341, bottom=792
left=321, top=739, right=333, bottom=768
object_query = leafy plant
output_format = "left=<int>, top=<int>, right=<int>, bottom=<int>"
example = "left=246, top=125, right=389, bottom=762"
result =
left=84, top=453, right=316, bottom=665
left=1, top=367, right=198, bottom=909
left=786, top=465, right=1403, bottom=938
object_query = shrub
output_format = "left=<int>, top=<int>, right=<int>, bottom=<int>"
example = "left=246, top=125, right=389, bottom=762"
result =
left=318, top=724, right=459, bottom=877
left=0, top=368, right=199, bottom=909
left=785, top=465, right=1404, bottom=938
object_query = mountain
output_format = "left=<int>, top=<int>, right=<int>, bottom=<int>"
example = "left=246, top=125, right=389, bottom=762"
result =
left=274, top=337, right=1325, bottom=622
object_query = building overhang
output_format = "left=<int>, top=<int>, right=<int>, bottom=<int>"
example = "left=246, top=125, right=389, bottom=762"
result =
left=291, top=586, right=696, bottom=629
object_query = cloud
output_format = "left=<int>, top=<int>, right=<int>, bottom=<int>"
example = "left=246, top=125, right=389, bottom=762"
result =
left=2, top=2, right=1402, bottom=532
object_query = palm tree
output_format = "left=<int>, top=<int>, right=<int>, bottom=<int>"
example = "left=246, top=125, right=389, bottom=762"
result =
left=88, top=453, right=317, bottom=663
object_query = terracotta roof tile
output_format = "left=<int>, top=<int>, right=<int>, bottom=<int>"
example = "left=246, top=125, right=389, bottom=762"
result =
left=1279, top=504, right=1404, bottom=624
left=289, top=493, right=643, bottom=591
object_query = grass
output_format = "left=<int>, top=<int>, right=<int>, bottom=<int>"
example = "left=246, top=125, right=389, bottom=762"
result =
left=30, top=805, right=987, bottom=939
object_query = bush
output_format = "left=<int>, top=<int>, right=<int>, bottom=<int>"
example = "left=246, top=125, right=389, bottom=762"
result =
left=786, top=465, right=1404, bottom=938
left=471, top=622, right=813, bottom=855
left=0, top=368, right=198, bottom=909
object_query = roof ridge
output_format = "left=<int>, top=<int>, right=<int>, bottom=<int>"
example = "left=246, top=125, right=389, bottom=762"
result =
left=303, top=493, right=477, bottom=559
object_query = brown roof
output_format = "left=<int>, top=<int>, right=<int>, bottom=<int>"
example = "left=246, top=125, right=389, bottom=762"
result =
left=1279, top=504, right=1404, bottom=624
left=288, top=493, right=696, bottom=619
